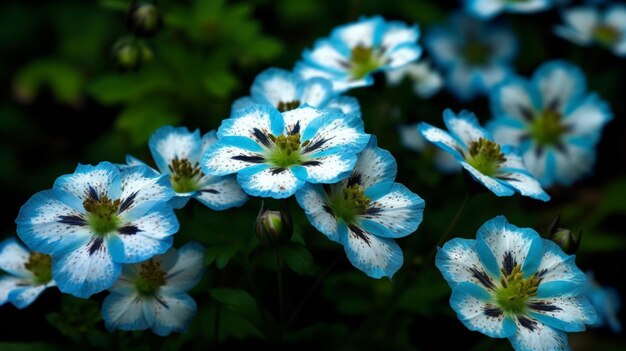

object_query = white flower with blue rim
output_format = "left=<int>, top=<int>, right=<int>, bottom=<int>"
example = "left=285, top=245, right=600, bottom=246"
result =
left=464, top=0, right=553, bottom=19
left=201, top=104, right=370, bottom=199
left=584, top=271, right=622, bottom=333
left=554, top=4, right=626, bottom=57
left=425, top=13, right=518, bottom=101
left=487, top=60, right=612, bottom=187
left=102, top=241, right=205, bottom=336
left=295, top=136, right=425, bottom=279
left=436, top=215, right=597, bottom=351
left=398, top=123, right=461, bottom=174
left=15, top=162, right=178, bottom=298
left=385, top=61, right=443, bottom=98
left=0, top=237, right=55, bottom=308
left=231, top=67, right=361, bottom=116
left=294, top=16, right=422, bottom=92
left=126, top=126, right=248, bottom=210
left=419, top=109, right=550, bottom=201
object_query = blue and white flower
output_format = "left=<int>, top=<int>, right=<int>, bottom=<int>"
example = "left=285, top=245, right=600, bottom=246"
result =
left=425, top=13, right=518, bottom=101
left=436, top=215, right=597, bottom=351
left=487, top=60, right=612, bottom=187
left=296, top=137, right=425, bottom=279
left=419, top=109, right=550, bottom=201
left=15, top=162, right=178, bottom=298
left=126, top=126, right=248, bottom=210
left=385, top=61, right=443, bottom=98
left=102, top=241, right=205, bottom=336
left=0, top=237, right=55, bottom=308
left=294, top=16, right=421, bottom=92
left=463, top=0, right=553, bottom=19
left=232, top=67, right=361, bottom=116
left=584, top=271, right=622, bottom=333
left=201, top=105, right=370, bottom=199
left=398, top=123, right=461, bottom=174
left=554, top=4, right=626, bottom=57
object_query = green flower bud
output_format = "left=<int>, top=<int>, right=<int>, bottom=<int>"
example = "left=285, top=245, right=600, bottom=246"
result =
left=126, top=1, right=163, bottom=38
left=256, top=204, right=293, bottom=246
left=546, top=215, right=582, bottom=255
left=112, top=38, right=141, bottom=70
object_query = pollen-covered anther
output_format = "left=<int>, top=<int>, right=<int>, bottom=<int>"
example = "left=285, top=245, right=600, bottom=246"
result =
left=135, top=259, right=167, bottom=295
left=277, top=100, right=301, bottom=112
left=267, top=133, right=304, bottom=168
left=350, top=45, right=381, bottom=79
left=531, top=109, right=567, bottom=146
left=24, top=252, right=52, bottom=285
left=168, top=158, right=202, bottom=193
left=494, top=264, right=541, bottom=315
left=327, top=184, right=371, bottom=224
left=83, top=194, right=122, bottom=235
left=466, top=138, right=506, bottom=176
left=593, top=24, right=621, bottom=46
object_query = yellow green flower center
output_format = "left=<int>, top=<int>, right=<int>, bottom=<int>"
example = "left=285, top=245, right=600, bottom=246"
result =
left=493, top=265, right=540, bottom=316
left=135, top=258, right=166, bottom=295
left=24, top=252, right=52, bottom=285
left=530, top=109, right=567, bottom=146
left=267, top=133, right=307, bottom=168
left=466, top=138, right=506, bottom=177
left=462, top=41, right=491, bottom=65
left=83, top=195, right=121, bottom=236
left=350, top=45, right=381, bottom=79
left=593, top=25, right=620, bottom=47
left=327, top=184, right=370, bottom=224
left=277, top=100, right=301, bottom=112
left=169, top=158, right=202, bottom=193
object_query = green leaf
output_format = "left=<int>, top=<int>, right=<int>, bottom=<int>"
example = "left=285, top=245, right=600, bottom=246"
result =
left=14, top=59, right=84, bottom=104
left=205, top=244, right=239, bottom=269
left=87, top=71, right=172, bottom=105
left=115, top=101, right=181, bottom=146
left=209, top=288, right=265, bottom=335
left=0, top=343, right=67, bottom=351
left=281, top=242, right=315, bottom=275
left=202, top=70, right=238, bottom=98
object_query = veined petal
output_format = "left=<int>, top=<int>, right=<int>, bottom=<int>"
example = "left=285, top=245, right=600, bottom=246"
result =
left=443, top=109, right=491, bottom=148
left=201, top=130, right=218, bottom=153
left=490, top=78, right=537, bottom=122
left=52, top=162, right=122, bottom=207
left=419, top=122, right=465, bottom=160
left=294, top=61, right=367, bottom=93
left=118, top=166, right=174, bottom=219
left=52, top=239, right=120, bottom=298
left=332, top=16, right=382, bottom=50
left=16, top=189, right=93, bottom=256
left=509, top=317, right=568, bottom=351
left=381, top=21, right=419, bottom=53
left=237, top=165, right=304, bottom=199
left=496, top=170, right=550, bottom=202
left=301, top=113, right=369, bottom=156
left=193, top=176, right=248, bottom=211
left=300, top=77, right=333, bottom=108
left=323, top=96, right=361, bottom=116
left=124, top=155, right=156, bottom=172
left=384, top=43, right=422, bottom=69
left=0, top=238, right=31, bottom=277
left=299, top=151, right=355, bottom=184
left=564, top=93, right=612, bottom=144
left=339, top=223, right=403, bottom=279
left=475, top=215, right=543, bottom=279
left=8, top=284, right=48, bottom=309
left=360, top=183, right=424, bottom=238
left=145, top=293, right=197, bottom=337
left=250, top=68, right=299, bottom=108
left=450, top=282, right=517, bottom=338
left=345, top=136, right=397, bottom=190
left=102, top=292, right=149, bottom=332
left=536, top=241, right=586, bottom=298
left=528, top=295, right=597, bottom=332
left=201, top=141, right=266, bottom=177
left=161, top=242, right=205, bottom=293
left=219, top=104, right=285, bottom=142
left=436, top=238, right=497, bottom=290
left=295, top=184, right=340, bottom=243
left=460, top=162, right=515, bottom=197
left=303, top=39, right=350, bottom=74
left=148, top=126, right=203, bottom=174
left=532, top=60, right=586, bottom=114
left=282, top=106, right=325, bottom=137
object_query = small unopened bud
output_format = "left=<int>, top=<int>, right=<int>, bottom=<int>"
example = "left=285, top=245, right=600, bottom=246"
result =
left=112, top=38, right=141, bottom=70
left=126, top=2, right=163, bottom=38
left=256, top=204, right=293, bottom=246
left=547, top=215, right=582, bottom=254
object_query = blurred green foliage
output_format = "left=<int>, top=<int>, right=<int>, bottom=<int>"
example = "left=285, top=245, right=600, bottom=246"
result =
left=0, top=0, right=625, bottom=350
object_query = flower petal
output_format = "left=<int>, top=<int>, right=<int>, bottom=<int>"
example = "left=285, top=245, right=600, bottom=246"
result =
left=552, top=144, right=596, bottom=187
left=298, top=151, right=355, bottom=184
left=218, top=104, right=285, bottom=143
left=528, top=295, right=597, bottom=332
left=475, top=215, right=543, bottom=279
left=231, top=96, right=256, bottom=112
left=419, top=122, right=465, bottom=160
left=282, top=106, right=325, bottom=137
left=360, top=183, right=424, bottom=238
left=16, top=189, right=93, bottom=256
left=562, top=6, right=599, bottom=38
left=605, top=4, right=626, bottom=31
left=564, top=93, right=612, bottom=145
left=250, top=68, right=299, bottom=108
left=460, top=162, right=515, bottom=197
left=323, top=96, right=361, bottom=115
left=384, top=43, right=422, bottom=69
left=536, top=240, right=587, bottom=298
left=0, top=238, right=31, bottom=277
left=148, top=126, right=203, bottom=174
left=201, top=140, right=266, bottom=176
left=496, top=170, right=550, bottom=202
left=8, top=284, right=48, bottom=309
left=450, top=282, right=517, bottom=338
left=332, top=16, right=382, bottom=50
left=302, top=39, right=350, bottom=74
left=490, top=77, right=537, bottom=123
left=465, top=0, right=504, bottom=19
left=436, top=238, right=497, bottom=290
left=102, top=292, right=149, bottom=332
left=521, top=146, right=556, bottom=187
left=509, top=317, right=568, bottom=351
left=339, top=223, right=403, bottom=279
left=237, top=165, right=305, bottom=199
left=532, top=60, right=586, bottom=114
left=0, top=276, right=24, bottom=306
left=380, top=21, right=419, bottom=53
left=301, top=112, right=369, bottom=156
left=52, top=162, right=122, bottom=208
left=193, top=176, right=248, bottom=210
left=145, top=293, right=197, bottom=337
left=295, top=184, right=340, bottom=243
left=52, top=239, right=120, bottom=298
left=161, top=242, right=206, bottom=294
left=118, top=166, right=174, bottom=219
left=443, top=109, right=491, bottom=149
left=300, top=77, right=333, bottom=108
left=346, top=135, right=397, bottom=190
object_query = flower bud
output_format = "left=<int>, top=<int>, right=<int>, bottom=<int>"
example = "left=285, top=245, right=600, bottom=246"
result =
left=546, top=215, right=582, bottom=254
left=126, top=1, right=163, bottom=38
left=255, top=204, right=293, bottom=246
left=112, top=38, right=141, bottom=70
